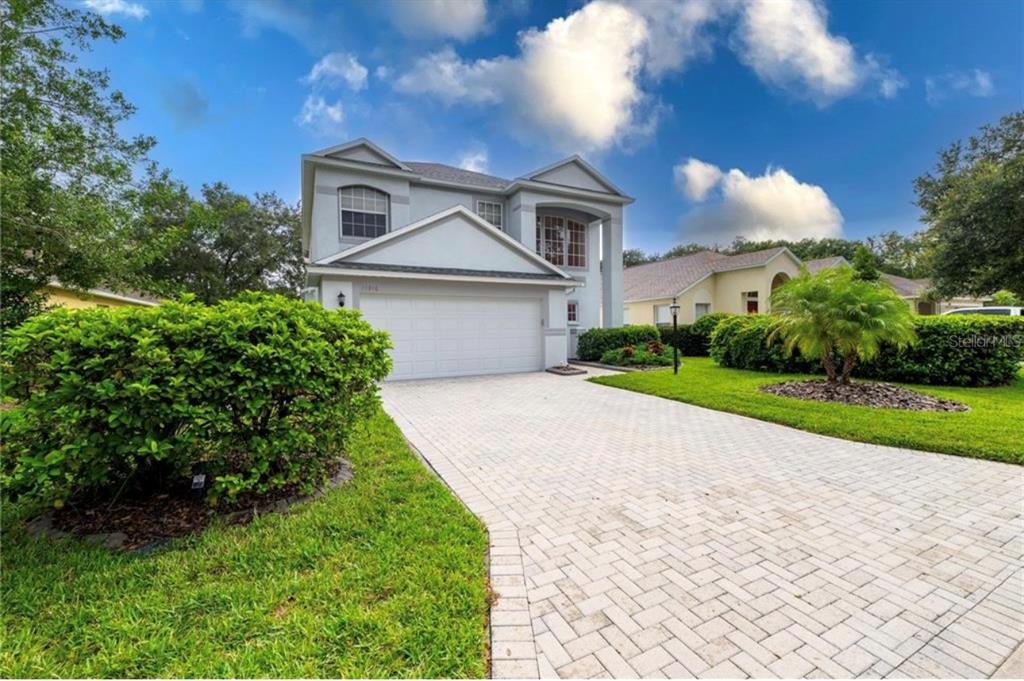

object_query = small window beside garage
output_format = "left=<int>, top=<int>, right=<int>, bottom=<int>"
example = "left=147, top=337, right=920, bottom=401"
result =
left=339, top=186, right=389, bottom=239
left=567, top=301, right=579, bottom=325
left=695, top=302, right=710, bottom=319
left=476, top=200, right=503, bottom=229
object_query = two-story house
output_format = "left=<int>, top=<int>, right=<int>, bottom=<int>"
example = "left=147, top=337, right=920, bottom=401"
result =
left=301, top=138, right=631, bottom=380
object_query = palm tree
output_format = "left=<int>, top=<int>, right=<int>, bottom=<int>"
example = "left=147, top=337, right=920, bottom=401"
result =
left=770, top=267, right=917, bottom=384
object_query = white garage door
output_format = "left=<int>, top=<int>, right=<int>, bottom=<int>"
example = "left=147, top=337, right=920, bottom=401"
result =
left=360, top=293, right=543, bottom=380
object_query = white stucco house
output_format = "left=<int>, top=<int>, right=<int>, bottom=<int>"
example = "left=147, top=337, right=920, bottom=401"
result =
left=301, top=138, right=632, bottom=380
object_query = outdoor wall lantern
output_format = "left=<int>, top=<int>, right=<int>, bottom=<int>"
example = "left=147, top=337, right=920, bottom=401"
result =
left=670, top=297, right=681, bottom=375
left=337, top=291, right=346, bottom=308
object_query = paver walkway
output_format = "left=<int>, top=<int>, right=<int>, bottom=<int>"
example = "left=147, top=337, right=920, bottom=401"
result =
left=383, top=371, right=1023, bottom=679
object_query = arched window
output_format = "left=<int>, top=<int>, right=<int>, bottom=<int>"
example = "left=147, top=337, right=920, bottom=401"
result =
left=339, top=186, right=389, bottom=239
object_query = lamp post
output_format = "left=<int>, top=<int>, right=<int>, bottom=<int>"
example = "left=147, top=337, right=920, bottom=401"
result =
left=337, top=290, right=346, bottom=308
left=670, top=297, right=680, bottom=375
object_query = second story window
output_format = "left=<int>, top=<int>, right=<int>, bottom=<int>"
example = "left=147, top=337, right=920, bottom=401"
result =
left=476, top=200, right=503, bottom=229
left=339, top=186, right=388, bottom=239
left=536, top=215, right=587, bottom=267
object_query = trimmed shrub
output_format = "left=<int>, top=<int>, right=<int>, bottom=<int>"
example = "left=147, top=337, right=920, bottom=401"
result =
left=709, top=313, right=1024, bottom=386
left=860, top=315, right=1024, bottom=387
left=709, top=315, right=819, bottom=373
left=1, top=293, right=392, bottom=506
left=660, top=312, right=733, bottom=356
left=600, top=347, right=674, bottom=367
left=577, top=325, right=659, bottom=361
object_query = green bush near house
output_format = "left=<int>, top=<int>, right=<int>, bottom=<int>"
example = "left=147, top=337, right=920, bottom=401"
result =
left=1, top=293, right=392, bottom=506
left=709, top=313, right=1024, bottom=387
left=599, top=346, right=674, bottom=367
left=710, top=314, right=820, bottom=374
left=576, top=324, right=659, bottom=361
left=660, top=312, right=733, bottom=356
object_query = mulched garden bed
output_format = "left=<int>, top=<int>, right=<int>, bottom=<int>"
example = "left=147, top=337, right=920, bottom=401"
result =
left=546, top=364, right=587, bottom=376
left=29, top=460, right=352, bottom=551
left=760, top=380, right=968, bottom=412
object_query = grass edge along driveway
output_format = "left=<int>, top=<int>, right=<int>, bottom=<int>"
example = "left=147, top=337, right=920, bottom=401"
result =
left=590, top=357, right=1023, bottom=465
left=0, top=410, right=489, bottom=679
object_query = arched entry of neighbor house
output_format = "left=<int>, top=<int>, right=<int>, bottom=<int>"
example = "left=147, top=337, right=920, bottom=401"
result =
left=771, top=272, right=791, bottom=292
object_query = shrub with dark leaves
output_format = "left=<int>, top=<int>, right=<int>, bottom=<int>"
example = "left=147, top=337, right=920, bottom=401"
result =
left=1, top=293, right=392, bottom=506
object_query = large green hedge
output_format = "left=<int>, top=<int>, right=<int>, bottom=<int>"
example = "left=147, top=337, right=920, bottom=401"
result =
left=709, top=313, right=1024, bottom=386
left=660, top=312, right=733, bottom=356
left=576, top=325, right=660, bottom=361
left=1, top=293, right=392, bottom=506
left=858, top=315, right=1024, bottom=386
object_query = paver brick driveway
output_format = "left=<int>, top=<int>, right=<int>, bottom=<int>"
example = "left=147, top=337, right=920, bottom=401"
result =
left=383, top=371, right=1023, bottom=679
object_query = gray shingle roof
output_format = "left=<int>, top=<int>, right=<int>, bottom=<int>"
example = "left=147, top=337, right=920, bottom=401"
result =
left=802, top=257, right=931, bottom=297
left=623, top=247, right=794, bottom=301
left=404, top=162, right=511, bottom=190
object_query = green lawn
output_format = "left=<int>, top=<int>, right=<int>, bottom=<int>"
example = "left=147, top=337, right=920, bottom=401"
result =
left=0, top=411, right=489, bottom=678
left=590, top=357, right=1023, bottom=464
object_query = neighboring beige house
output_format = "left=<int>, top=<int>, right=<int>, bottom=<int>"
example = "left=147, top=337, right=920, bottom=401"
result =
left=44, top=283, right=160, bottom=310
left=622, top=249, right=991, bottom=326
left=803, top=257, right=989, bottom=314
left=623, top=247, right=802, bottom=325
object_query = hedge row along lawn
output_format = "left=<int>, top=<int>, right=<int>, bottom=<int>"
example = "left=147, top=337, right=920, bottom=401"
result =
left=0, top=411, right=489, bottom=678
left=590, top=357, right=1023, bottom=465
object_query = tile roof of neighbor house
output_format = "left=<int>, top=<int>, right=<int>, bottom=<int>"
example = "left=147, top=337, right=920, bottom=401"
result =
left=403, top=162, right=511, bottom=190
left=803, top=256, right=849, bottom=272
left=881, top=273, right=931, bottom=297
left=623, top=247, right=791, bottom=301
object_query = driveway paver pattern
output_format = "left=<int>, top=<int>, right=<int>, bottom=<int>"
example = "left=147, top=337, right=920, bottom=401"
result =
left=383, top=371, right=1023, bottom=679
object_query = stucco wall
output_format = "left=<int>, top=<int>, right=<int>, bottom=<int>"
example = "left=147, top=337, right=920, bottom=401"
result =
left=714, top=258, right=802, bottom=315
left=310, top=165, right=411, bottom=262
left=345, top=213, right=550, bottom=275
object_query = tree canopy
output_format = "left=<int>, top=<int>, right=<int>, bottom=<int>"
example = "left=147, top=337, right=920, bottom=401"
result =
left=914, top=111, right=1024, bottom=298
left=139, top=173, right=304, bottom=304
left=1, top=0, right=158, bottom=328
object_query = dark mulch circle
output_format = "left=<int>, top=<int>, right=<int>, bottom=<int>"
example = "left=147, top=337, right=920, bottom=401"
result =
left=760, top=379, right=969, bottom=412
left=32, top=460, right=352, bottom=551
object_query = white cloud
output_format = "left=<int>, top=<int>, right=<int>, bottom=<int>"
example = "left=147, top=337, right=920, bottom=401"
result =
left=925, top=69, right=995, bottom=105
left=732, top=0, right=902, bottom=104
left=394, top=46, right=509, bottom=105
left=305, top=53, right=368, bottom=91
left=394, top=1, right=651, bottom=151
left=675, top=158, right=723, bottom=201
left=678, top=160, right=843, bottom=243
left=391, top=0, right=905, bottom=153
left=375, top=65, right=393, bottom=81
left=625, top=0, right=725, bottom=77
left=295, top=95, right=344, bottom=137
left=83, top=0, right=148, bottom=19
left=457, top=145, right=489, bottom=173
left=387, top=0, right=488, bottom=41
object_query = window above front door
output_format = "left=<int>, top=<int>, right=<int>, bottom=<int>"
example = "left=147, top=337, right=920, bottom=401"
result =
left=536, top=215, right=586, bottom=268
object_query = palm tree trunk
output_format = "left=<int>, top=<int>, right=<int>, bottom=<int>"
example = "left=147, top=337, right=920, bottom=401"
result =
left=821, top=349, right=837, bottom=382
left=840, top=353, right=856, bottom=384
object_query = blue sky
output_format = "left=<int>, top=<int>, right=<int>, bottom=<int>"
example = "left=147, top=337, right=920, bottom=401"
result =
left=81, top=0, right=1022, bottom=253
